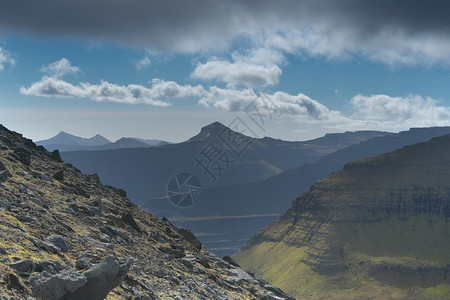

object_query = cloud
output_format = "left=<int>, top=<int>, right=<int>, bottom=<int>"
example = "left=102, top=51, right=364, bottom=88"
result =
left=1, top=1, right=450, bottom=65
left=41, top=58, right=80, bottom=78
left=135, top=57, right=151, bottom=70
left=21, top=59, right=204, bottom=106
left=350, top=94, right=450, bottom=125
left=199, top=87, right=337, bottom=120
left=0, top=47, right=15, bottom=71
left=192, top=48, right=283, bottom=87
left=199, top=86, right=450, bottom=130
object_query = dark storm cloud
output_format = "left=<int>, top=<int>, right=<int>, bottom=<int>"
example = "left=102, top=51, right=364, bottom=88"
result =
left=1, top=1, right=449, bottom=55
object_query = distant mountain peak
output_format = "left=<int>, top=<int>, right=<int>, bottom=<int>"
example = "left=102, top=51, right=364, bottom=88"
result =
left=188, top=122, right=234, bottom=142
left=56, top=131, right=72, bottom=137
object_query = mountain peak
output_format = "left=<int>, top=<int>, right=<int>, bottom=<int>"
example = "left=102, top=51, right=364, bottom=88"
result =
left=201, top=121, right=228, bottom=130
left=188, top=122, right=234, bottom=142
left=56, top=131, right=72, bottom=137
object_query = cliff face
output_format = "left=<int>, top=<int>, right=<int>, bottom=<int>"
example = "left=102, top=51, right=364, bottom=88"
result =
left=234, top=135, right=450, bottom=300
left=0, top=124, right=293, bottom=300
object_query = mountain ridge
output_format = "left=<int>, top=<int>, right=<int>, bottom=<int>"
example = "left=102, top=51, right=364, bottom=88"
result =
left=37, top=132, right=170, bottom=152
left=234, top=133, right=450, bottom=299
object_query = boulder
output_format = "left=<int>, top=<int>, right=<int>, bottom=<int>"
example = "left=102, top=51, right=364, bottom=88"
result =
left=35, top=260, right=63, bottom=273
left=44, top=235, right=69, bottom=253
left=177, top=228, right=203, bottom=251
left=67, top=256, right=130, bottom=299
left=32, top=271, right=87, bottom=300
left=223, top=255, right=240, bottom=268
left=53, top=170, right=64, bottom=181
left=75, top=257, right=92, bottom=270
left=0, top=170, right=9, bottom=182
left=122, top=212, right=141, bottom=232
left=51, top=150, right=63, bottom=163
left=14, top=147, right=31, bottom=165
left=10, top=259, right=34, bottom=273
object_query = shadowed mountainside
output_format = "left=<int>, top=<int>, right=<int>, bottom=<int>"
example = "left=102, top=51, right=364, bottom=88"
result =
left=161, top=126, right=450, bottom=257
left=234, top=133, right=450, bottom=299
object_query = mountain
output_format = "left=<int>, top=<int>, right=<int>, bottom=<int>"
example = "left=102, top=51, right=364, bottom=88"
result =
left=132, top=138, right=171, bottom=146
left=0, top=124, right=293, bottom=299
left=61, top=122, right=389, bottom=205
left=93, top=137, right=151, bottom=150
left=37, top=132, right=170, bottom=152
left=38, top=131, right=111, bottom=147
left=234, top=134, right=450, bottom=299
left=176, top=126, right=450, bottom=257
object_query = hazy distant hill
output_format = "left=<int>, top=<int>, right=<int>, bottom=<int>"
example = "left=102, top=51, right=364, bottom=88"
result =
left=158, top=126, right=450, bottom=257
left=62, top=122, right=388, bottom=205
left=132, top=138, right=172, bottom=146
left=37, top=132, right=169, bottom=152
left=234, top=133, right=450, bottom=299
left=37, top=131, right=111, bottom=151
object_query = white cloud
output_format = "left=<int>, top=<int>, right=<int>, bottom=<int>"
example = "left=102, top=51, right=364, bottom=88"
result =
left=136, top=57, right=151, bottom=70
left=0, top=47, right=15, bottom=71
left=199, top=87, right=338, bottom=121
left=350, top=94, right=450, bottom=125
left=20, top=76, right=206, bottom=107
left=41, top=58, right=80, bottom=78
left=199, top=86, right=450, bottom=131
left=192, top=47, right=284, bottom=87
left=22, top=59, right=204, bottom=106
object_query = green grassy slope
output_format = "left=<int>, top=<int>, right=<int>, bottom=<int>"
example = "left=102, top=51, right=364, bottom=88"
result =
left=235, top=134, right=450, bottom=299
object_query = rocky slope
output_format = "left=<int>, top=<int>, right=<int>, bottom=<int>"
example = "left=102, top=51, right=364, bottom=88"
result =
left=0, top=124, right=293, bottom=300
left=234, top=134, right=450, bottom=299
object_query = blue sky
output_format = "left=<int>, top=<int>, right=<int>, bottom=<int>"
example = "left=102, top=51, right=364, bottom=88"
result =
left=1, top=1, right=450, bottom=142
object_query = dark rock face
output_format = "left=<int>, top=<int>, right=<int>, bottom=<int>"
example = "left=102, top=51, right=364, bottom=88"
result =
left=121, top=212, right=141, bottom=232
left=223, top=255, right=240, bottom=268
left=14, top=147, right=31, bottom=165
left=177, top=228, right=203, bottom=251
left=51, top=149, right=63, bottom=162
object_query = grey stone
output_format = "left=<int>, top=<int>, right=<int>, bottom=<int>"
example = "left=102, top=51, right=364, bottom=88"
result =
left=45, top=235, right=69, bottom=253
left=10, top=259, right=34, bottom=273
left=177, top=228, right=203, bottom=251
left=223, top=255, right=240, bottom=268
left=122, top=212, right=141, bottom=232
left=35, top=260, right=63, bottom=273
left=75, top=257, right=92, bottom=270
left=67, top=256, right=130, bottom=300
left=31, top=270, right=87, bottom=300
left=53, top=170, right=64, bottom=181
left=14, top=147, right=31, bottom=165
left=98, top=233, right=111, bottom=243
left=0, top=170, right=10, bottom=182
left=51, top=150, right=63, bottom=163
left=101, top=225, right=118, bottom=237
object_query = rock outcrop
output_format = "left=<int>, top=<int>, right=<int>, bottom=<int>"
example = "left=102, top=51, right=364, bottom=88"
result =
left=0, top=124, right=293, bottom=300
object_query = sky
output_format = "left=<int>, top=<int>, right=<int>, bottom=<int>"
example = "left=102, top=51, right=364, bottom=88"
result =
left=1, top=0, right=450, bottom=142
